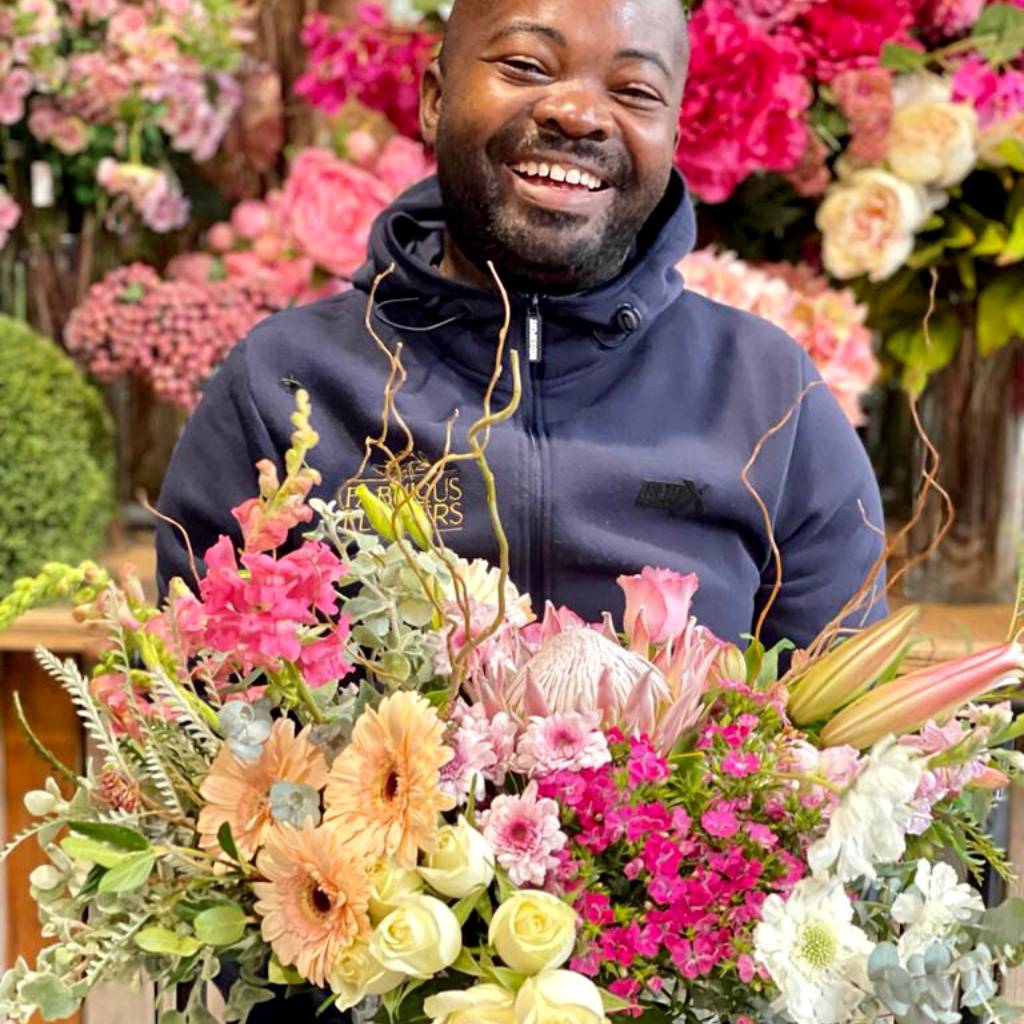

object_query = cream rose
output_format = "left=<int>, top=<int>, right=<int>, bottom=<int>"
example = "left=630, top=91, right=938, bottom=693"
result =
left=423, top=983, right=517, bottom=1024
left=816, top=168, right=937, bottom=281
left=368, top=860, right=424, bottom=923
left=370, top=894, right=462, bottom=978
left=514, top=970, right=608, bottom=1024
left=327, top=940, right=403, bottom=1011
left=418, top=816, right=496, bottom=899
left=489, top=890, right=578, bottom=975
left=887, top=74, right=978, bottom=189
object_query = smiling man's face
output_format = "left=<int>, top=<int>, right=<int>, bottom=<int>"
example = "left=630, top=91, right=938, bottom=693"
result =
left=420, top=0, right=689, bottom=294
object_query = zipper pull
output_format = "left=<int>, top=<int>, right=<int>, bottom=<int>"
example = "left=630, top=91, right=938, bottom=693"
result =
left=526, top=295, right=543, bottom=364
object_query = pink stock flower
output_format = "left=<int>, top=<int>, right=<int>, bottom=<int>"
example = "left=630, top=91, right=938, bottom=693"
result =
left=787, top=0, right=915, bottom=82
left=373, top=135, right=435, bottom=195
left=281, top=147, right=393, bottom=278
left=480, top=780, right=568, bottom=887
left=676, top=0, right=811, bottom=202
left=514, top=710, right=612, bottom=777
left=618, top=567, right=698, bottom=648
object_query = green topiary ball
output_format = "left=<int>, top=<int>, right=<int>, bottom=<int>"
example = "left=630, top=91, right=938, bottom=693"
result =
left=0, top=315, right=116, bottom=596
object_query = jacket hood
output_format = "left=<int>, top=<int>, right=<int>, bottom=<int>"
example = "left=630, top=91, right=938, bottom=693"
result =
left=353, top=169, right=697, bottom=347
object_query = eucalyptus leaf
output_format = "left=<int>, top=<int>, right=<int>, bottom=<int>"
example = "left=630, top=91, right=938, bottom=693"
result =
left=978, top=897, right=1024, bottom=951
left=193, top=904, right=247, bottom=947
left=97, top=849, right=156, bottom=893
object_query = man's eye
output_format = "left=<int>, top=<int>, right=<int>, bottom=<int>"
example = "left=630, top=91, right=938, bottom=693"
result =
left=617, top=87, right=662, bottom=103
left=501, top=58, right=546, bottom=76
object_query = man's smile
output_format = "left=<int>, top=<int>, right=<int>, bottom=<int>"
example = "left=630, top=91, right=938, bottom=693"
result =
left=502, top=159, right=615, bottom=215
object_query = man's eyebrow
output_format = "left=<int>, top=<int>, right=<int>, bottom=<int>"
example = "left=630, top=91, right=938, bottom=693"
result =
left=486, top=20, right=567, bottom=46
left=615, top=47, right=672, bottom=79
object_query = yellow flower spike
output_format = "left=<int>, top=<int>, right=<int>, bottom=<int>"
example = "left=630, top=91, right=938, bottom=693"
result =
left=356, top=484, right=400, bottom=542
left=787, top=605, right=920, bottom=726
left=820, top=642, right=1024, bottom=750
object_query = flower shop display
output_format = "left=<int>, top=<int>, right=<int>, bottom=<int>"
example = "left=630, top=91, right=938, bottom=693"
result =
left=0, top=315, right=115, bottom=596
left=1, top=343, right=1023, bottom=1024
left=678, top=248, right=880, bottom=425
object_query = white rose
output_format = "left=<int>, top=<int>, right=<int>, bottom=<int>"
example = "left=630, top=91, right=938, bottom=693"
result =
left=423, top=983, right=516, bottom=1024
left=368, top=860, right=424, bottom=923
left=514, top=970, right=608, bottom=1024
left=418, top=816, right=496, bottom=899
left=489, top=890, right=577, bottom=975
left=816, top=169, right=938, bottom=281
left=327, top=940, right=403, bottom=1011
left=370, top=893, right=462, bottom=978
left=888, top=77, right=978, bottom=189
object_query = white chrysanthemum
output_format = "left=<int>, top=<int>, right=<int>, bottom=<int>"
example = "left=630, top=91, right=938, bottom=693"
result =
left=808, top=737, right=924, bottom=881
left=892, top=860, right=984, bottom=958
left=754, top=878, right=874, bottom=1024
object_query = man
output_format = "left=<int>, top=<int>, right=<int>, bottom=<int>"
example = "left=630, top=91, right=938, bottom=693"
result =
left=158, top=0, right=886, bottom=653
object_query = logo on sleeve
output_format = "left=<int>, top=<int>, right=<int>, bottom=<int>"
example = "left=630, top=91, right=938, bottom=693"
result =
left=635, top=479, right=708, bottom=518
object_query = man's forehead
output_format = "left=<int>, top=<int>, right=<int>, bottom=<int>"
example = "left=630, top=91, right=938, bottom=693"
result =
left=445, top=0, right=688, bottom=68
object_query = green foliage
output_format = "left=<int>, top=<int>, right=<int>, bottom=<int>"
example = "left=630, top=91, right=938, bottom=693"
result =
left=0, top=316, right=115, bottom=596
left=969, top=2, right=1024, bottom=64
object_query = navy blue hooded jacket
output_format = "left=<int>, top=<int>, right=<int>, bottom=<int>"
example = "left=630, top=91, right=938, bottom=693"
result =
left=156, top=170, right=886, bottom=654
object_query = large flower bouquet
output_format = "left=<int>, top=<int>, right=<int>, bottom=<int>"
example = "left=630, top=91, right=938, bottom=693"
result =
left=1, top=331, right=1024, bottom=1024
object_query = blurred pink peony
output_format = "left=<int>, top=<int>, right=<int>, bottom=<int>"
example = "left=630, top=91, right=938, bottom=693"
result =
left=373, top=135, right=435, bottom=195
left=281, top=147, right=393, bottom=278
left=207, top=222, right=236, bottom=252
left=676, top=0, right=812, bottom=203
left=787, top=0, right=915, bottom=82
left=618, top=567, right=699, bottom=649
left=727, top=0, right=824, bottom=29
left=912, top=0, right=985, bottom=38
left=231, top=198, right=275, bottom=240
left=783, top=132, right=832, bottom=197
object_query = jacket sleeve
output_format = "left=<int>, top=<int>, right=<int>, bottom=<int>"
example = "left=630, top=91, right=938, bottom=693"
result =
left=155, top=338, right=279, bottom=601
left=753, top=356, right=889, bottom=652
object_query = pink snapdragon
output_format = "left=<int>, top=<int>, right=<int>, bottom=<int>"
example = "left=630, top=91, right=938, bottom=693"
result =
left=480, top=780, right=568, bottom=887
left=515, top=711, right=611, bottom=776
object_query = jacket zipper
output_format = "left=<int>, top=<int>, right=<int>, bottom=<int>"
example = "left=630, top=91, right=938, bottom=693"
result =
left=521, top=295, right=546, bottom=604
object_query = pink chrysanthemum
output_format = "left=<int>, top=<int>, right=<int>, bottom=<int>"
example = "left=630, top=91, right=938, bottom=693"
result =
left=514, top=711, right=611, bottom=778
left=480, top=780, right=568, bottom=887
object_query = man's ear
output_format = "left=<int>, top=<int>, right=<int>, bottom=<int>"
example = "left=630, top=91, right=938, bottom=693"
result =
left=420, top=57, right=443, bottom=146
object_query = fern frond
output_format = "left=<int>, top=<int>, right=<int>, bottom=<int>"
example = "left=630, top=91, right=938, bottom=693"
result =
left=81, top=913, right=152, bottom=989
left=1, top=819, right=59, bottom=862
left=140, top=744, right=185, bottom=816
left=150, top=668, right=219, bottom=757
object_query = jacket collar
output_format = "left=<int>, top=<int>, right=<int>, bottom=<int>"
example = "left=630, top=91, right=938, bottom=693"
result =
left=352, top=170, right=696, bottom=379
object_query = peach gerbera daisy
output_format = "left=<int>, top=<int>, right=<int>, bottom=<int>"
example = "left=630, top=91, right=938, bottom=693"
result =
left=323, top=691, right=455, bottom=867
left=198, top=717, right=328, bottom=860
left=253, top=823, right=372, bottom=986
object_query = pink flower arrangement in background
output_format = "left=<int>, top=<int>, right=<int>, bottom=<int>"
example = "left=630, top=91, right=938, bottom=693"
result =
left=297, top=4, right=440, bottom=139
left=0, top=187, right=21, bottom=251
left=679, top=248, right=879, bottom=424
left=676, top=0, right=812, bottom=203
left=64, top=263, right=279, bottom=409
left=96, top=159, right=190, bottom=233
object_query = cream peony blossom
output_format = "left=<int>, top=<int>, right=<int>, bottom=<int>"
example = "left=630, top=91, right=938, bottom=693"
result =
left=514, top=970, right=608, bottom=1024
left=807, top=737, right=924, bottom=882
left=892, top=860, right=984, bottom=958
left=423, top=984, right=516, bottom=1024
left=418, top=816, right=495, bottom=899
left=370, top=893, right=461, bottom=978
left=489, top=890, right=578, bottom=975
left=817, top=168, right=939, bottom=281
left=754, top=877, right=874, bottom=1024
left=888, top=74, right=978, bottom=188
left=327, top=939, right=403, bottom=1010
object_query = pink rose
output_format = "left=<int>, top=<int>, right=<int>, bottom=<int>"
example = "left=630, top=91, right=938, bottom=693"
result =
left=617, top=567, right=699, bottom=647
left=281, top=147, right=393, bottom=277
left=676, top=1, right=812, bottom=202
left=166, top=251, right=217, bottom=284
left=207, top=222, right=236, bottom=252
left=345, top=128, right=381, bottom=168
left=223, top=250, right=266, bottom=280
left=788, top=0, right=915, bottom=82
left=374, top=135, right=436, bottom=196
left=231, top=198, right=274, bottom=240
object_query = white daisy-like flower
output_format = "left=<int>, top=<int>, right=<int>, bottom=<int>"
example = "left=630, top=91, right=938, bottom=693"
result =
left=754, top=877, right=874, bottom=1024
left=808, top=736, right=924, bottom=882
left=892, top=860, right=984, bottom=958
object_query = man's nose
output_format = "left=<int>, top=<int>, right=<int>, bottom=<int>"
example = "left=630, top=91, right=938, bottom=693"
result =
left=532, top=83, right=613, bottom=142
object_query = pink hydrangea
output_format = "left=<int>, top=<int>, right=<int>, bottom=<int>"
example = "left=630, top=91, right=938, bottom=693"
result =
left=515, top=710, right=611, bottom=777
left=676, top=0, right=812, bottom=203
left=480, top=780, right=568, bottom=887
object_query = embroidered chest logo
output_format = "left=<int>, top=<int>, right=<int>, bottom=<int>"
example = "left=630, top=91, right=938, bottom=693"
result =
left=635, top=479, right=708, bottom=518
left=338, top=453, right=466, bottom=534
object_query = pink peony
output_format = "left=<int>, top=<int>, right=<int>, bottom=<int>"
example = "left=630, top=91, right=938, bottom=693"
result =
left=912, top=0, right=985, bottom=38
left=787, top=0, right=915, bottom=82
left=953, top=58, right=1024, bottom=125
left=727, top=0, right=824, bottom=29
left=618, top=567, right=699, bottom=648
left=281, top=147, right=393, bottom=278
left=480, top=780, right=568, bottom=887
left=231, top=198, right=275, bottom=240
left=514, top=711, right=612, bottom=777
left=676, top=0, right=812, bottom=203
left=373, top=135, right=435, bottom=195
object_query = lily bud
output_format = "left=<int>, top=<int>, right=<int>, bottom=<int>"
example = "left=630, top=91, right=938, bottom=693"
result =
left=820, top=642, right=1024, bottom=750
left=787, top=606, right=920, bottom=725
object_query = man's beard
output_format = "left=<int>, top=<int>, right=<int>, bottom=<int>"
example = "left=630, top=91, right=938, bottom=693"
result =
left=434, top=117, right=669, bottom=294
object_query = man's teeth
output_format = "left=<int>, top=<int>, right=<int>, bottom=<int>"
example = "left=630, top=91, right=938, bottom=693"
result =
left=511, top=161, right=606, bottom=191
